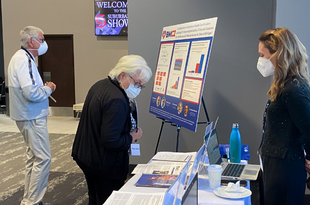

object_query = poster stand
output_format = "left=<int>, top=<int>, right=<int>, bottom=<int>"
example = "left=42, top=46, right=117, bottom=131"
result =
left=154, top=96, right=210, bottom=154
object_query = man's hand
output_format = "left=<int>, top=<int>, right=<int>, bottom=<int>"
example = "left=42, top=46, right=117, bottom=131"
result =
left=45, top=82, right=56, bottom=92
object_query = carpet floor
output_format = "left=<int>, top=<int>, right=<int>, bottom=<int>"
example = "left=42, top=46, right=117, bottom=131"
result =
left=0, top=132, right=88, bottom=205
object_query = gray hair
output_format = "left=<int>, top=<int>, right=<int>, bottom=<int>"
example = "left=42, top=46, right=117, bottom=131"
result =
left=20, top=26, right=44, bottom=48
left=108, top=55, right=152, bottom=83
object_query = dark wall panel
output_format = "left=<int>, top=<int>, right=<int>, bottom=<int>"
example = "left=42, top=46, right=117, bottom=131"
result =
left=128, top=0, right=276, bottom=164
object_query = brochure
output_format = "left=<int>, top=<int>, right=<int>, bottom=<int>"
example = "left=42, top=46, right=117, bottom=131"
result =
left=135, top=174, right=178, bottom=188
left=132, top=160, right=187, bottom=175
left=151, top=151, right=196, bottom=162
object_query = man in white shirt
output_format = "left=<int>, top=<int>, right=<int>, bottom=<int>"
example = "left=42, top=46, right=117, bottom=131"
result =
left=7, top=26, right=56, bottom=205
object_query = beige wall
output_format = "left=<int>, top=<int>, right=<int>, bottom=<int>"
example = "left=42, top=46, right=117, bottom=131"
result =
left=2, top=0, right=128, bottom=104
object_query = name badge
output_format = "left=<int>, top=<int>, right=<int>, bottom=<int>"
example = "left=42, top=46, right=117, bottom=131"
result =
left=131, top=143, right=140, bottom=156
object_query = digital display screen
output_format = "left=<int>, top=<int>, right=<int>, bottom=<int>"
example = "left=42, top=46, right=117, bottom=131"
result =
left=182, top=173, right=198, bottom=205
left=94, top=0, right=128, bottom=36
left=206, top=129, right=222, bottom=165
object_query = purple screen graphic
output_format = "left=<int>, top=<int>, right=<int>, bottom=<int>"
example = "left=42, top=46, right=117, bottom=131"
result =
left=94, top=1, right=128, bottom=36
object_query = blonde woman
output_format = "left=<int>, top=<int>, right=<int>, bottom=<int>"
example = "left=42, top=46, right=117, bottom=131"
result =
left=257, top=27, right=310, bottom=205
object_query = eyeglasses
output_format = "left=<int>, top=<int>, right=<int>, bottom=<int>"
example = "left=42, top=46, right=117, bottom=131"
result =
left=129, top=75, right=145, bottom=89
left=32, top=37, right=45, bottom=43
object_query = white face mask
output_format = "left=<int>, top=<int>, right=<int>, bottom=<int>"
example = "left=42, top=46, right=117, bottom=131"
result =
left=121, top=76, right=141, bottom=99
left=124, top=83, right=141, bottom=99
left=257, top=57, right=275, bottom=77
left=29, top=38, right=48, bottom=56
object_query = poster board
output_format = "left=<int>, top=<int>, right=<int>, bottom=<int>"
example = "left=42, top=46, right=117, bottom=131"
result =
left=149, top=17, right=218, bottom=132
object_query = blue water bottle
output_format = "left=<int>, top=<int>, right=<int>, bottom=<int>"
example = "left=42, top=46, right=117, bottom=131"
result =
left=229, top=123, right=241, bottom=163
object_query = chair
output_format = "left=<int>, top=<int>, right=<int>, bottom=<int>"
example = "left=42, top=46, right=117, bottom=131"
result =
left=73, top=103, right=84, bottom=118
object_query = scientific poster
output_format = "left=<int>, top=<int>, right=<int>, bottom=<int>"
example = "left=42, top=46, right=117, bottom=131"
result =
left=149, top=17, right=217, bottom=132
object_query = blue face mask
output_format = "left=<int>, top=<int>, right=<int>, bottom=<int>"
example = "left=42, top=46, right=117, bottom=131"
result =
left=28, top=38, right=48, bottom=56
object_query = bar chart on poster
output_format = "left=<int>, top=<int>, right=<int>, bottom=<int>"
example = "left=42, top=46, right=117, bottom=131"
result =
left=149, top=17, right=218, bottom=132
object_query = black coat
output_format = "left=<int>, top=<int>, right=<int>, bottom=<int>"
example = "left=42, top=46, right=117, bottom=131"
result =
left=259, top=76, right=310, bottom=205
left=72, top=77, right=134, bottom=180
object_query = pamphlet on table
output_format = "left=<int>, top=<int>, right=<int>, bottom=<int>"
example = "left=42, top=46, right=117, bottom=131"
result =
left=132, top=160, right=187, bottom=175
left=151, top=151, right=196, bottom=162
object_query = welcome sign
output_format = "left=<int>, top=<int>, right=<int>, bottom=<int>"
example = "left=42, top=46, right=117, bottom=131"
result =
left=94, top=0, right=128, bottom=36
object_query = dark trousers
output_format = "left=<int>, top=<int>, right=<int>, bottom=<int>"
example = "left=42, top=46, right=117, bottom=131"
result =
left=261, top=155, right=306, bottom=205
left=76, top=161, right=125, bottom=205
left=258, top=170, right=264, bottom=205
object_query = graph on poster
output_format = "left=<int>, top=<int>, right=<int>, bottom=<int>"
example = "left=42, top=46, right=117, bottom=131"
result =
left=188, top=54, right=204, bottom=74
left=186, top=40, right=210, bottom=78
left=171, top=77, right=179, bottom=89
left=174, top=59, right=183, bottom=71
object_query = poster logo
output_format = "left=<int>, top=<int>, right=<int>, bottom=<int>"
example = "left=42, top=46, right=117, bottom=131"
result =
left=162, top=31, right=167, bottom=39
left=170, top=30, right=176, bottom=37
left=162, top=30, right=176, bottom=39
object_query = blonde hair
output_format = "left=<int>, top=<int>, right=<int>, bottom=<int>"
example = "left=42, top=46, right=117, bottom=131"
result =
left=259, top=27, right=309, bottom=101
left=108, top=55, right=152, bottom=83
left=20, top=26, right=44, bottom=48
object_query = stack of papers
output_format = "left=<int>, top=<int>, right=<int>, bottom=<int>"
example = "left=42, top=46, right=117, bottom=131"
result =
left=132, top=161, right=188, bottom=176
left=151, top=151, right=196, bottom=162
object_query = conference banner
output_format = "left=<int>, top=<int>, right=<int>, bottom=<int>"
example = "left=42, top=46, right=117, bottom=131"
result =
left=149, top=17, right=218, bottom=132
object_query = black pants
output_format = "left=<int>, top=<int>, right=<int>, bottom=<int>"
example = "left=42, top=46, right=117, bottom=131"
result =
left=261, top=155, right=306, bottom=205
left=76, top=160, right=125, bottom=205
left=258, top=170, right=264, bottom=205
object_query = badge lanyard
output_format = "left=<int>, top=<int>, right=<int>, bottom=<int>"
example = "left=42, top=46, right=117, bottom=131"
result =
left=130, top=99, right=140, bottom=156
left=258, top=99, right=271, bottom=171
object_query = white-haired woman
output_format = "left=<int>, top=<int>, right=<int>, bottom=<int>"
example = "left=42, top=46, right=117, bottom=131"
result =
left=72, top=55, right=152, bottom=205
left=257, top=27, right=310, bottom=205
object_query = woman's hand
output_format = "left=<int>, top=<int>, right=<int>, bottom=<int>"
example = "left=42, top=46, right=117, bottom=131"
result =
left=130, top=127, right=143, bottom=142
left=305, top=159, right=310, bottom=190
left=305, top=159, right=310, bottom=173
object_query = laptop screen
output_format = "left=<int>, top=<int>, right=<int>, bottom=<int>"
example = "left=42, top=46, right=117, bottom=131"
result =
left=206, top=129, right=222, bottom=165
left=181, top=172, right=198, bottom=205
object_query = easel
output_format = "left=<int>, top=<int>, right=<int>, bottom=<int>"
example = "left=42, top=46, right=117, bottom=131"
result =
left=154, top=96, right=210, bottom=155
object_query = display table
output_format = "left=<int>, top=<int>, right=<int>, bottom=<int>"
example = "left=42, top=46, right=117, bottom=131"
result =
left=120, top=167, right=251, bottom=205
left=198, top=173, right=251, bottom=205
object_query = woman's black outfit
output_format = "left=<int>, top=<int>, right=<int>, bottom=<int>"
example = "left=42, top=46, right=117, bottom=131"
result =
left=259, top=76, right=310, bottom=205
left=72, top=77, right=135, bottom=205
